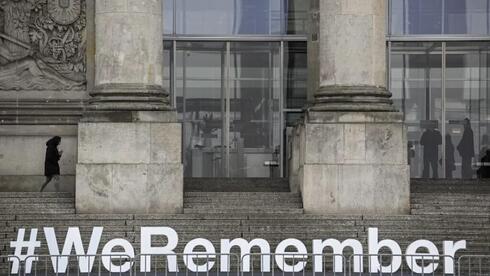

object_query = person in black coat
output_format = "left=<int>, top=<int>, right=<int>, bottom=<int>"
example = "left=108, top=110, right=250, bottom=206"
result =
left=444, top=134, right=456, bottom=179
left=457, top=118, right=475, bottom=179
left=477, top=149, right=490, bottom=179
left=40, top=136, right=63, bottom=192
left=420, top=127, right=442, bottom=178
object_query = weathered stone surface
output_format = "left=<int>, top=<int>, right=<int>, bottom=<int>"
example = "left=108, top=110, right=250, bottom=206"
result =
left=297, top=112, right=410, bottom=215
left=95, top=0, right=163, bottom=86
left=0, top=0, right=86, bottom=90
left=76, top=121, right=183, bottom=214
left=147, top=164, right=183, bottom=213
left=304, top=113, right=406, bottom=166
left=76, top=164, right=112, bottom=212
left=318, top=0, right=386, bottom=87
left=78, top=122, right=150, bottom=164
left=76, top=163, right=183, bottom=214
left=302, top=163, right=410, bottom=215
left=365, top=123, right=406, bottom=165
left=150, top=123, right=182, bottom=163
left=304, top=123, right=343, bottom=164
left=78, top=122, right=181, bottom=164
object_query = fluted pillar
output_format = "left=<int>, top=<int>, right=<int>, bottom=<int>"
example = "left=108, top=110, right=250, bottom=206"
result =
left=311, top=0, right=393, bottom=111
left=76, top=0, right=183, bottom=214
left=297, top=0, right=410, bottom=215
left=90, top=0, right=171, bottom=111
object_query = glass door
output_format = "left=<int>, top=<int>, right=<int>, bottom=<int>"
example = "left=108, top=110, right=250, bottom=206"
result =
left=177, top=42, right=227, bottom=177
left=229, top=42, right=281, bottom=177
left=176, top=41, right=281, bottom=178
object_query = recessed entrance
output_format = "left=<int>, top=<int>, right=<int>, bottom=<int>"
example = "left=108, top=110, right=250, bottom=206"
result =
left=175, top=41, right=282, bottom=177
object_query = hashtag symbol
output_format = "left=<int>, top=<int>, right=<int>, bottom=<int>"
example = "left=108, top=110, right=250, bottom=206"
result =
left=9, top=228, right=40, bottom=274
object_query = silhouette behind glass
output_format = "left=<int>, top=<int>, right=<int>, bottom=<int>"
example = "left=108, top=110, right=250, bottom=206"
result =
left=420, top=126, right=442, bottom=178
left=457, top=118, right=475, bottom=179
left=477, top=149, right=490, bottom=179
left=444, top=134, right=456, bottom=179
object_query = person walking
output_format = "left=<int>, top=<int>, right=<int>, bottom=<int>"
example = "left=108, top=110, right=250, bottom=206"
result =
left=457, top=118, right=475, bottom=179
left=40, top=136, right=63, bottom=192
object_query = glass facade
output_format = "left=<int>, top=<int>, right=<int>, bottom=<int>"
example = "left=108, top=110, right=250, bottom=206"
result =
left=390, top=42, right=490, bottom=179
left=169, top=41, right=306, bottom=178
left=163, top=0, right=308, bottom=35
left=390, top=0, right=490, bottom=35
left=163, top=0, right=490, bottom=179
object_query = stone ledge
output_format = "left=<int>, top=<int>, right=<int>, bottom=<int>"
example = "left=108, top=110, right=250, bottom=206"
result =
left=307, top=111, right=404, bottom=123
left=80, top=110, right=177, bottom=123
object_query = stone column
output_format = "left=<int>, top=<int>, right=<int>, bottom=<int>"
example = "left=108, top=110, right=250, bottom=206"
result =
left=299, top=0, right=409, bottom=214
left=76, top=0, right=183, bottom=214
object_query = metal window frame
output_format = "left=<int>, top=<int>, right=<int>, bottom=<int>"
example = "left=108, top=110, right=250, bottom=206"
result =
left=170, top=40, right=294, bottom=178
left=389, top=40, right=490, bottom=178
left=386, top=0, right=490, bottom=40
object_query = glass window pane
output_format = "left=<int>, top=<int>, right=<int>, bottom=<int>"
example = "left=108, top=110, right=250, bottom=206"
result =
left=445, top=0, right=490, bottom=35
left=284, top=41, right=307, bottom=109
left=286, top=0, right=309, bottom=35
left=390, top=42, right=443, bottom=179
left=390, top=0, right=443, bottom=35
left=390, top=0, right=490, bottom=35
left=170, top=0, right=306, bottom=35
left=176, top=42, right=227, bottom=177
left=163, top=41, right=172, bottom=101
left=163, top=0, right=174, bottom=34
left=229, top=42, right=281, bottom=177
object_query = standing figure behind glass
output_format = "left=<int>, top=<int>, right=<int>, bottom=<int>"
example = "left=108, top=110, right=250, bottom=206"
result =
left=444, top=134, right=456, bottom=179
left=420, top=123, right=442, bottom=178
left=457, top=118, right=475, bottom=179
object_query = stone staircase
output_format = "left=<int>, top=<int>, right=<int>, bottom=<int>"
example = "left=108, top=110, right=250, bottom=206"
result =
left=0, top=178, right=489, bottom=274
left=184, top=178, right=302, bottom=214
left=411, top=179, right=490, bottom=216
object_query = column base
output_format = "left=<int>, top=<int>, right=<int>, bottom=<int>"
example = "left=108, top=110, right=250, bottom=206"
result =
left=76, top=111, right=183, bottom=214
left=311, top=86, right=396, bottom=112
left=298, top=111, right=410, bottom=215
left=88, top=83, right=173, bottom=111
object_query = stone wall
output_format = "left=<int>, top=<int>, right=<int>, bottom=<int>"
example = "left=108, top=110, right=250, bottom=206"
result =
left=0, top=126, right=77, bottom=192
left=0, top=0, right=94, bottom=192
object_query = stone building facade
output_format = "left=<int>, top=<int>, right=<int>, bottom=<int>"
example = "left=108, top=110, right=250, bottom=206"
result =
left=1, top=0, right=488, bottom=215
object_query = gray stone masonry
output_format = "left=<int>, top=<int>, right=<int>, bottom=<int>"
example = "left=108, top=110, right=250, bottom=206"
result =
left=296, top=0, right=410, bottom=214
left=75, top=0, right=183, bottom=214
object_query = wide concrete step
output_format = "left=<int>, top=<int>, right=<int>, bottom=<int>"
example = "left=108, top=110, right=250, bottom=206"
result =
left=184, top=178, right=290, bottom=192
left=184, top=196, right=301, bottom=203
left=0, top=203, right=74, bottom=209
left=184, top=192, right=299, bottom=198
left=0, top=197, right=74, bottom=204
left=0, top=192, right=74, bottom=198
left=184, top=203, right=303, bottom=209
left=411, top=209, right=490, bottom=216
left=0, top=208, right=75, bottom=215
left=15, top=214, right=133, bottom=221
left=411, top=205, right=490, bottom=211
left=183, top=208, right=303, bottom=214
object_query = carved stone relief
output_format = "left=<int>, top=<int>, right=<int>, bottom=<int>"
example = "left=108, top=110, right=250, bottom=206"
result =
left=0, top=0, right=86, bottom=90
